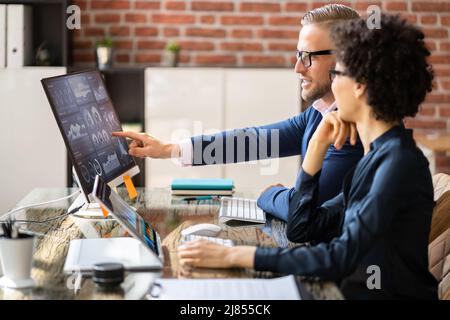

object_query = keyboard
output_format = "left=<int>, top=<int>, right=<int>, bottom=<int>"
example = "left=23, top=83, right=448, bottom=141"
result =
left=219, top=197, right=266, bottom=226
left=182, top=234, right=234, bottom=247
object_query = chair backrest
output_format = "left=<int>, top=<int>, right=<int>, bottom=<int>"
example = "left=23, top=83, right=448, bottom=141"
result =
left=428, top=228, right=450, bottom=299
left=429, top=174, right=450, bottom=299
left=430, top=190, right=450, bottom=243
left=433, top=173, right=450, bottom=201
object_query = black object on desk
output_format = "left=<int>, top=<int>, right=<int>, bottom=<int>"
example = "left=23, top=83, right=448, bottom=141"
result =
left=92, top=263, right=125, bottom=289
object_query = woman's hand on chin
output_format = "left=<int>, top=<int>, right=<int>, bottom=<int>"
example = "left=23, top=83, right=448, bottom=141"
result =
left=303, top=111, right=357, bottom=176
left=312, top=111, right=357, bottom=149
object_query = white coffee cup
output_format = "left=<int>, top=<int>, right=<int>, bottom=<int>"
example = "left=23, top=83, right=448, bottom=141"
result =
left=0, top=235, right=36, bottom=288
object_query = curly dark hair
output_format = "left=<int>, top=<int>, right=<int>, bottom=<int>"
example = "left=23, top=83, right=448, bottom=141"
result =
left=330, top=14, right=434, bottom=122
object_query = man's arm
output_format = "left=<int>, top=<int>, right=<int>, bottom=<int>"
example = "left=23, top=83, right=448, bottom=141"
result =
left=189, top=112, right=308, bottom=166
left=112, top=108, right=312, bottom=165
left=257, top=186, right=294, bottom=222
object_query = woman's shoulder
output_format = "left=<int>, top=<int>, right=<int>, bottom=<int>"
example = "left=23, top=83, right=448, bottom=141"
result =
left=376, top=128, right=430, bottom=174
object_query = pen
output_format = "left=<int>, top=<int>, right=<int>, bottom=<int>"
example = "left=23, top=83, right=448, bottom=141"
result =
left=1, top=222, right=10, bottom=238
left=1, top=219, right=17, bottom=238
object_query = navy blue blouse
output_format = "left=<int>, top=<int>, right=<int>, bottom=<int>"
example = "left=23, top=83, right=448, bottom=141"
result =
left=254, top=126, right=438, bottom=299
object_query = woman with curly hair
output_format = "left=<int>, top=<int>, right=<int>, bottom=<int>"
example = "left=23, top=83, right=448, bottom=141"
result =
left=178, top=14, right=438, bottom=300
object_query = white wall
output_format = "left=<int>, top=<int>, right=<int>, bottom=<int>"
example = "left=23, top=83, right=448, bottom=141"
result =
left=222, top=69, right=300, bottom=191
left=145, top=68, right=300, bottom=192
left=0, top=67, right=67, bottom=213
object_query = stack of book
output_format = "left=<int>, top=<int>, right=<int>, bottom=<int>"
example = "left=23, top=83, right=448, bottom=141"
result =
left=171, top=178, right=234, bottom=196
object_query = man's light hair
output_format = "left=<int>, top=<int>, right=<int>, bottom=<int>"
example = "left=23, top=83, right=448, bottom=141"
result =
left=301, top=3, right=360, bottom=27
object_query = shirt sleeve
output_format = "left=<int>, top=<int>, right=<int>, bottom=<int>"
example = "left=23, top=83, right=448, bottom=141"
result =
left=189, top=111, right=309, bottom=166
left=177, top=138, right=193, bottom=167
left=254, top=154, right=423, bottom=281
left=257, top=186, right=294, bottom=222
left=286, top=170, right=345, bottom=244
left=254, top=190, right=396, bottom=281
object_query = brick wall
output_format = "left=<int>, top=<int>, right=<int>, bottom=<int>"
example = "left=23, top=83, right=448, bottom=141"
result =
left=71, top=0, right=450, bottom=173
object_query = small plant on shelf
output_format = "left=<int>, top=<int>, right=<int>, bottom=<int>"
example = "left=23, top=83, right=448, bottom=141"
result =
left=95, top=37, right=113, bottom=70
left=166, top=42, right=180, bottom=54
left=96, top=37, right=113, bottom=48
left=163, top=42, right=181, bottom=67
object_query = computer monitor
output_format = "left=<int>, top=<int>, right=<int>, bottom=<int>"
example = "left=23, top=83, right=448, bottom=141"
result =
left=41, top=70, right=140, bottom=215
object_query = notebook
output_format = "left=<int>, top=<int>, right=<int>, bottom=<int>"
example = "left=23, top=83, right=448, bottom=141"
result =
left=146, top=275, right=301, bottom=300
left=171, top=178, right=234, bottom=196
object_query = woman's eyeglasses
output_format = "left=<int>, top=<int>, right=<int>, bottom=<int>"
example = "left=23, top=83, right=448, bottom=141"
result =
left=295, top=50, right=334, bottom=68
left=329, top=69, right=349, bottom=82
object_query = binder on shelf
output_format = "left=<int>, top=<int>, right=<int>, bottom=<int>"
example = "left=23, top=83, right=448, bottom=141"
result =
left=0, top=5, right=6, bottom=68
left=6, top=4, right=33, bottom=68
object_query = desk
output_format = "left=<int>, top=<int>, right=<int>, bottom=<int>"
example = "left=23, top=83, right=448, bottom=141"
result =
left=0, top=188, right=343, bottom=300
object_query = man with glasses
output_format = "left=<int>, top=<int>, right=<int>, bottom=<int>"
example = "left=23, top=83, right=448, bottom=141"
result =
left=114, top=4, right=364, bottom=223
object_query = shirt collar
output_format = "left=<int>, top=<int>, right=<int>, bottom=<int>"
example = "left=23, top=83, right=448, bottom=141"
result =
left=370, top=124, right=409, bottom=151
left=312, top=99, right=337, bottom=116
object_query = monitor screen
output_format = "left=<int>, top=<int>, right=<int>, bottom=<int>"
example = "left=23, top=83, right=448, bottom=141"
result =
left=41, top=70, right=137, bottom=197
left=94, top=175, right=159, bottom=255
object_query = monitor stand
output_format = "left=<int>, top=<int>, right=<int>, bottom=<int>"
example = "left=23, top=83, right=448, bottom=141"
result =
left=68, top=167, right=108, bottom=219
left=68, top=193, right=106, bottom=218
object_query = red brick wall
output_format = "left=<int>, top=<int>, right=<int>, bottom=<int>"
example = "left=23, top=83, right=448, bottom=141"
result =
left=71, top=0, right=450, bottom=173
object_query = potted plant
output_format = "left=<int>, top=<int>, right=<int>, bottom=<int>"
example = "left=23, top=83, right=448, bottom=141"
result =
left=35, top=42, right=52, bottom=66
left=95, top=37, right=113, bottom=70
left=163, top=42, right=181, bottom=67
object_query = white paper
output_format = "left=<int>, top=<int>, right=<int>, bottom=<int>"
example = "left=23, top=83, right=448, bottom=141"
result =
left=63, top=238, right=162, bottom=273
left=148, top=275, right=301, bottom=300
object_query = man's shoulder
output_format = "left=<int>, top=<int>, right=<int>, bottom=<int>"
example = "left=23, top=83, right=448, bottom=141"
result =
left=293, top=105, right=321, bottom=123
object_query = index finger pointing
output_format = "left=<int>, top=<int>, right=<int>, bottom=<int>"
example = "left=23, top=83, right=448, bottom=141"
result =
left=112, top=131, right=146, bottom=142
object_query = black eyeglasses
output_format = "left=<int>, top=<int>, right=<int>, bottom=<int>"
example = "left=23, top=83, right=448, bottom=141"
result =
left=295, top=50, right=334, bottom=68
left=329, top=69, right=349, bottom=82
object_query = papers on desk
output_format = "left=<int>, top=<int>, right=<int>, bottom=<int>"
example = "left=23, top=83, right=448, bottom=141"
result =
left=147, top=275, right=301, bottom=300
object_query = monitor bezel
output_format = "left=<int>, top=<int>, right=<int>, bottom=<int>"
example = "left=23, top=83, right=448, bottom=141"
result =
left=41, top=69, right=139, bottom=200
left=92, top=175, right=162, bottom=261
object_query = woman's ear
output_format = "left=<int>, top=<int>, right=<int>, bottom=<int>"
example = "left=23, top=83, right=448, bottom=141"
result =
left=354, top=82, right=366, bottom=101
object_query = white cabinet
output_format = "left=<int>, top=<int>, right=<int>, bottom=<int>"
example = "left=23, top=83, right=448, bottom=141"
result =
left=145, top=68, right=224, bottom=188
left=0, top=67, right=67, bottom=213
left=145, top=68, right=300, bottom=192
left=223, top=70, right=300, bottom=191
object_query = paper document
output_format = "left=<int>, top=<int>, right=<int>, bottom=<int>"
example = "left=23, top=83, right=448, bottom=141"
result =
left=147, top=275, right=301, bottom=300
